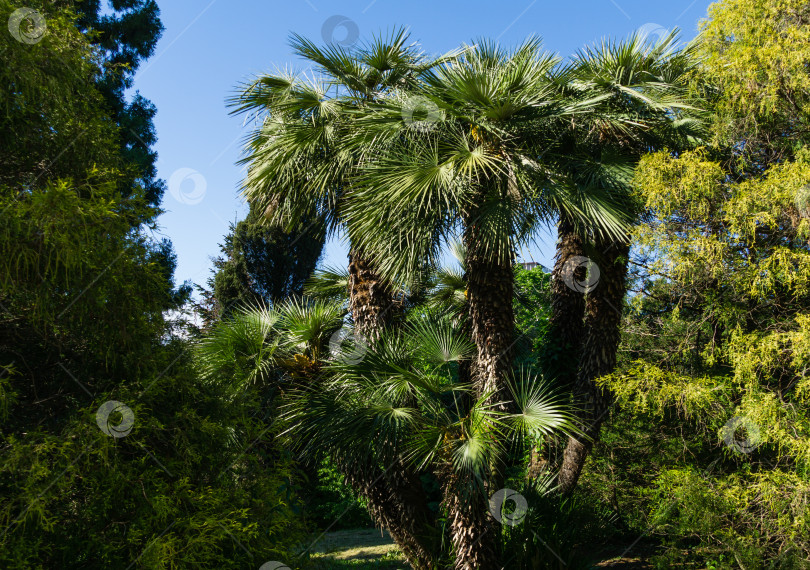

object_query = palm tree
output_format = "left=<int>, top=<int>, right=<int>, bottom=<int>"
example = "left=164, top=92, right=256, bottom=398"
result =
left=546, top=32, right=706, bottom=494
left=229, top=29, right=457, bottom=339
left=197, top=300, right=575, bottom=570
left=284, top=314, right=574, bottom=570
left=342, top=39, right=627, bottom=417
left=196, top=298, right=346, bottom=391
left=229, top=31, right=464, bottom=557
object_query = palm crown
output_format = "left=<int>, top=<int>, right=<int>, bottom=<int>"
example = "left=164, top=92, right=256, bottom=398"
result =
left=341, top=37, right=632, bottom=281
left=230, top=29, right=458, bottom=235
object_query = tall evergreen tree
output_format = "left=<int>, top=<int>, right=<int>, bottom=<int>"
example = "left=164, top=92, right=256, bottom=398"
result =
left=2, top=3, right=308, bottom=567
left=199, top=205, right=325, bottom=325
left=70, top=0, right=166, bottom=205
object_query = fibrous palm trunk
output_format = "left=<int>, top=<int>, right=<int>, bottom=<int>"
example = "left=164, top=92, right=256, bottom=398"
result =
left=453, top=198, right=514, bottom=568
left=545, top=218, right=587, bottom=390
left=557, top=239, right=629, bottom=495
left=344, top=459, right=438, bottom=570
left=345, top=251, right=436, bottom=568
left=462, top=210, right=515, bottom=407
left=439, top=467, right=500, bottom=570
left=348, top=250, right=397, bottom=340
left=538, top=218, right=588, bottom=474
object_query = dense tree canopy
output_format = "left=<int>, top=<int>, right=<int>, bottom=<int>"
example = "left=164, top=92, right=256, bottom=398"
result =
left=580, top=1, right=810, bottom=565
left=198, top=204, right=324, bottom=325
left=0, top=2, right=307, bottom=567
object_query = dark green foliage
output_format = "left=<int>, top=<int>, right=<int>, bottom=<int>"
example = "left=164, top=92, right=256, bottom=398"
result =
left=0, top=345, right=308, bottom=568
left=200, top=205, right=324, bottom=325
left=0, top=1, right=121, bottom=189
left=0, top=174, right=307, bottom=569
left=1, top=0, right=164, bottom=204
left=70, top=0, right=166, bottom=205
left=0, top=2, right=308, bottom=567
left=307, top=458, right=373, bottom=530
left=500, top=479, right=621, bottom=569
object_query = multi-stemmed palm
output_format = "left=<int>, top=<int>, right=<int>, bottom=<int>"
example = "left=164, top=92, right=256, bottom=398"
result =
left=229, top=30, right=462, bottom=560
left=342, top=38, right=627, bottom=405
left=336, top=39, right=629, bottom=568
left=544, top=32, right=705, bottom=493
left=223, top=28, right=705, bottom=568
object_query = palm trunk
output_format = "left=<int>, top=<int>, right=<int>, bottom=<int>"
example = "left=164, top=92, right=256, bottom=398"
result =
left=343, top=459, right=438, bottom=570
left=557, top=239, right=629, bottom=495
left=537, top=218, right=587, bottom=474
left=545, top=217, right=587, bottom=391
left=345, top=252, right=436, bottom=568
left=439, top=467, right=500, bottom=570
left=348, top=250, right=397, bottom=340
left=462, top=209, right=515, bottom=406
left=457, top=196, right=514, bottom=568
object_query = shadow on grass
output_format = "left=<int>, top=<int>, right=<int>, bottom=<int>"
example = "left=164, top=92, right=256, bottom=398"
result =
left=305, top=528, right=410, bottom=569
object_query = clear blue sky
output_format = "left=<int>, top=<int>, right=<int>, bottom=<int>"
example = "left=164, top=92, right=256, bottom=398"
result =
left=133, top=0, right=716, bottom=290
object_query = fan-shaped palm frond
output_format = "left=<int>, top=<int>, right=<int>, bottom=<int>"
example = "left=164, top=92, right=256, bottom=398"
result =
left=196, top=298, right=345, bottom=396
left=342, top=36, right=637, bottom=285
left=230, top=28, right=460, bottom=237
left=304, top=264, right=350, bottom=302
left=276, top=297, right=346, bottom=361
left=505, top=368, right=577, bottom=441
left=426, top=265, right=467, bottom=314
left=195, top=303, right=282, bottom=392
left=283, top=314, right=573, bottom=477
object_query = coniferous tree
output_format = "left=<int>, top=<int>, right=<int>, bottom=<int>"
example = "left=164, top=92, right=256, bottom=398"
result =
left=198, top=205, right=324, bottom=326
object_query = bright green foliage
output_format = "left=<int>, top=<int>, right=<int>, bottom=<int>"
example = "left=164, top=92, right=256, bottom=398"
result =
left=566, top=2, right=810, bottom=566
left=513, top=266, right=552, bottom=360
left=698, top=0, right=810, bottom=153
left=585, top=50, right=810, bottom=570
left=596, top=148, right=810, bottom=565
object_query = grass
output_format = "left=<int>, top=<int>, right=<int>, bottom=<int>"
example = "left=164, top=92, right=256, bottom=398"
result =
left=306, top=528, right=410, bottom=569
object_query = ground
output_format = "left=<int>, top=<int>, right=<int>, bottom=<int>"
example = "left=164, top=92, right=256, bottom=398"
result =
left=306, top=529, right=681, bottom=569
left=309, top=528, right=409, bottom=569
